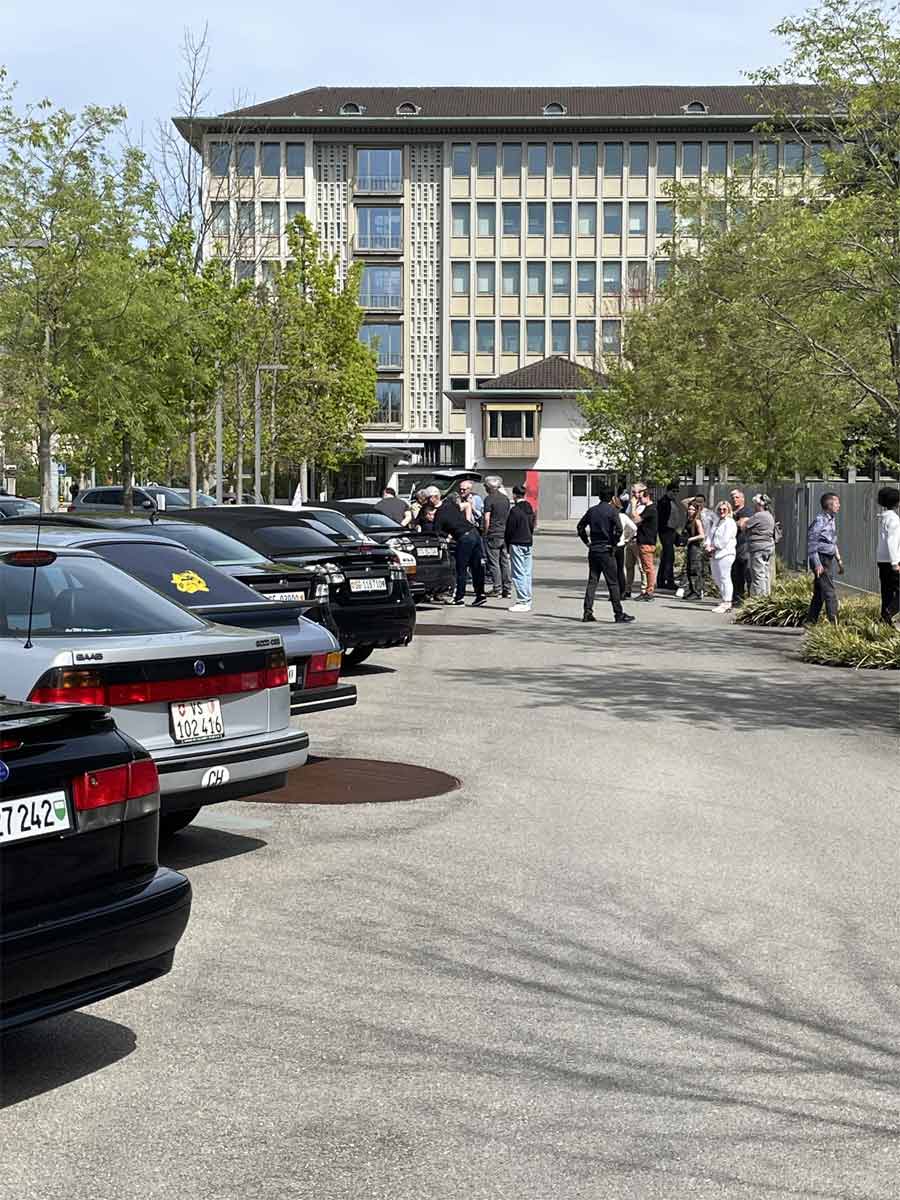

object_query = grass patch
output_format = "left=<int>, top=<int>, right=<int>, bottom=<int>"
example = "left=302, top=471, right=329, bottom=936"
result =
left=734, top=576, right=811, bottom=627
left=802, top=615, right=900, bottom=669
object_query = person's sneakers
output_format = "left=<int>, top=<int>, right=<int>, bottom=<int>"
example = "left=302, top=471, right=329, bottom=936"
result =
left=485, top=589, right=499, bottom=598
left=621, top=592, right=632, bottom=601
left=712, top=602, right=733, bottom=614
left=471, top=595, right=488, bottom=607
left=452, top=598, right=465, bottom=606
left=638, top=593, right=655, bottom=602
left=615, top=612, right=636, bottom=623
left=509, top=602, right=532, bottom=612
left=501, top=590, right=511, bottom=599
left=582, top=612, right=596, bottom=622
left=675, top=587, right=685, bottom=598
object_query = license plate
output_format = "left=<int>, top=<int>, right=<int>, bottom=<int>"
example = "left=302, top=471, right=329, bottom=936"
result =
left=0, top=790, right=71, bottom=845
left=170, top=699, right=225, bottom=744
left=417, top=547, right=440, bottom=557
left=349, top=577, right=387, bottom=592
left=288, top=664, right=298, bottom=684
left=278, top=590, right=307, bottom=602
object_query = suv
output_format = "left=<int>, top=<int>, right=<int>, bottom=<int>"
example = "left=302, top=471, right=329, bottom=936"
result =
left=70, top=485, right=216, bottom=513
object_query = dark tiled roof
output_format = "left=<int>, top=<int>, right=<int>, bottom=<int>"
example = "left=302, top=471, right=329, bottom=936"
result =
left=224, top=84, right=816, bottom=121
left=478, top=356, right=605, bottom=391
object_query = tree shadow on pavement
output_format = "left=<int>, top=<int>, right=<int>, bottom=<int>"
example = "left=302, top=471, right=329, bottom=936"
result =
left=0, top=1012, right=136, bottom=1106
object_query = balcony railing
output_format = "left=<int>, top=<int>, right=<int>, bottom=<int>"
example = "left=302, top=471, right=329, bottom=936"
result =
left=355, top=234, right=403, bottom=252
left=484, top=436, right=540, bottom=459
left=360, top=292, right=403, bottom=311
left=355, top=176, right=403, bottom=194
left=375, top=352, right=402, bottom=369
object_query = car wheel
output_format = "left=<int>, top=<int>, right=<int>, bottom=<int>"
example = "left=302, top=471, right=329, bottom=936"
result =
left=344, top=644, right=375, bottom=666
left=159, top=806, right=202, bottom=837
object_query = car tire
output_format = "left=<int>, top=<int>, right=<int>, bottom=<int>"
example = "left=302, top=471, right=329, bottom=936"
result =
left=344, top=644, right=375, bottom=667
left=159, top=807, right=202, bottom=837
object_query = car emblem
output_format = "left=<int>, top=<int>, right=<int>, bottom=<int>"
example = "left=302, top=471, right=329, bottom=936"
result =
left=193, top=660, right=206, bottom=677
left=0, top=761, right=9, bottom=783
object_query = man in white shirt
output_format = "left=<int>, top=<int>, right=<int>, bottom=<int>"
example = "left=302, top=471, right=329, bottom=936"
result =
left=877, top=485, right=900, bottom=625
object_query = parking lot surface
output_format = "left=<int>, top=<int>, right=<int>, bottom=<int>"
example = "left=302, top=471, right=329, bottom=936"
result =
left=2, top=533, right=897, bottom=1199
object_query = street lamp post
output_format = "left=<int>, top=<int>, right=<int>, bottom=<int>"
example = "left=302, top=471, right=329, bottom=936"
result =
left=254, top=364, right=287, bottom=502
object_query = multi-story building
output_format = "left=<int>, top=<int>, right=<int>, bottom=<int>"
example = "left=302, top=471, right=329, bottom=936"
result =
left=176, top=86, right=819, bottom=518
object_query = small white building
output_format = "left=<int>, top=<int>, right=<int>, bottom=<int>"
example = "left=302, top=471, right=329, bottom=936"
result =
left=447, top=355, right=616, bottom=521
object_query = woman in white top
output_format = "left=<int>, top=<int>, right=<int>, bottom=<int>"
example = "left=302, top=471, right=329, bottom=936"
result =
left=706, top=500, right=738, bottom=613
left=876, top=485, right=900, bottom=625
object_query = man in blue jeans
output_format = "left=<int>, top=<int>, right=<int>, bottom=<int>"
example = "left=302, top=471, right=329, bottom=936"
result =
left=433, top=490, right=487, bottom=606
left=504, top=484, right=536, bottom=612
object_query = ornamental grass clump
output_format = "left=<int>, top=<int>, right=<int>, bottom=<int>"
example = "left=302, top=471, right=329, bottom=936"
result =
left=802, top=619, right=900, bottom=670
left=733, top=576, right=812, bottom=626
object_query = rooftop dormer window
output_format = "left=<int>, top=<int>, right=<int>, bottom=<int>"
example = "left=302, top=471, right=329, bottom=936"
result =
left=396, top=102, right=421, bottom=116
left=542, top=102, right=567, bottom=116
left=339, top=102, right=366, bottom=116
left=682, top=100, right=709, bottom=115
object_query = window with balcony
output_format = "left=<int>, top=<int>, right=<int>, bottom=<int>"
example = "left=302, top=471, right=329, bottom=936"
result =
left=527, top=144, right=547, bottom=176
left=261, top=143, right=281, bottom=177
left=476, top=203, right=496, bottom=237
left=361, top=264, right=402, bottom=309
left=601, top=319, right=621, bottom=354
left=260, top=202, right=280, bottom=237
left=452, top=262, right=470, bottom=296
left=286, top=201, right=305, bottom=225
left=553, top=202, right=571, bottom=236
left=452, top=203, right=470, bottom=237
left=657, top=142, right=676, bottom=178
left=357, top=148, right=402, bottom=192
left=630, top=143, right=649, bottom=177
left=526, top=321, right=545, bottom=354
left=359, top=323, right=402, bottom=368
left=527, top=202, right=546, bottom=237
left=578, top=143, right=598, bottom=176
left=708, top=142, right=727, bottom=175
left=286, top=143, right=305, bottom=177
left=502, top=202, right=521, bottom=236
left=451, top=144, right=471, bottom=177
left=656, top=201, right=674, bottom=237
left=576, top=320, right=595, bottom=354
left=451, top=321, right=470, bottom=354
left=476, top=262, right=496, bottom=296
left=602, top=262, right=622, bottom=295
left=603, top=201, right=622, bottom=236
left=526, top=262, right=546, bottom=296
left=577, top=201, right=596, bottom=236
left=489, top=408, right=535, bottom=438
left=628, top=202, right=648, bottom=235
left=502, top=262, right=520, bottom=296
left=502, top=143, right=522, bottom=176
left=552, top=262, right=571, bottom=296
left=211, top=203, right=230, bottom=237
left=501, top=320, right=520, bottom=354
left=236, top=142, right=256, bottom=177
left=484, top=406, right=540, bottom=456
left=551, top=320, right=570, bottom=353
left=577, top=262, right=596, bottom=295
left=374, top=379, right=401, bottom=424
left=476, top=320, right=495, bottom=354
left=477, top=144, right=497, bottom=176
left=604, top=143, right=623, bottom=177
left=553, top=143, right=573, bottom=176
left=209, top=141, right=231, bottom=177
left=683, top=143, right=702, bottom=177
left=357, top=207, right=402, bottom=251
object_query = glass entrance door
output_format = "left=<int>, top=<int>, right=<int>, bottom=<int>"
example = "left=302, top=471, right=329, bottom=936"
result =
left=569, top=472, right=611, bottom=519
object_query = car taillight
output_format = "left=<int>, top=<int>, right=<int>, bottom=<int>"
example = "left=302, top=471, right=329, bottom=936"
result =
left=306, top=650, right=342, bottom=689
left=128, top=758, right=159, bottom=799
left=29, top=668, right=107, bottom=706
left=264, top=648, right=289, bottom=688
left=72, top=758, right=160, bottom=828
left=73, top=764, right=129, bottom=810
left=0, top=737, right=22, bottom=751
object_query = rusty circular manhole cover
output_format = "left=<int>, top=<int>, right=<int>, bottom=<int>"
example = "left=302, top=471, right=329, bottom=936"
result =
left=413, top=623, right=492, bottom=636
left=246, top=757, right=462, bottom=805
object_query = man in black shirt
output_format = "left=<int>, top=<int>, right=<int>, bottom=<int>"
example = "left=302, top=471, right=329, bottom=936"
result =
left=378, top=486, right=411, bottom=527
left=577, top=486, right=636, bottom=624
left=633, top=485, right=659, bottom=600
left=656, top=481, right=681, bottom=591
left=729, top=488, right=753, bottom=606
left=483, top=476, right=512, bottom=597
left=433, top=492, right=487, bottom=606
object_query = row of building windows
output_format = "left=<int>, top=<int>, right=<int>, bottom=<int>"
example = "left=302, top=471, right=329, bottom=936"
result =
left=451, top=259, right=668, bottom=297
left=451, top=200, right=675, bottom=239
left=210, top=141, right=307, bottom=178
left=450, top=319, right=622, bottom=356
left=210, top=200, right=306, bottom=239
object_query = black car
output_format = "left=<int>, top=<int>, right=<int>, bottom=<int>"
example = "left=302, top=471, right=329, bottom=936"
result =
left=0, top=497, right=41, bottom=520
left=0, top=526, right=357, bottom=721
left=2, top=513, right=338, bottom=636
left=0, top=699, right=192, bottom=1031
left=327, top=502, right=455, bottom=600
left=172, top=508, right=416, bottom=666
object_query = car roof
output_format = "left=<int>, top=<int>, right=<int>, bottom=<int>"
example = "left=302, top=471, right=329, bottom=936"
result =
left=0, top=537, right=99, bottom=558
left=0, top=513, right=160, bottom=531
left=0, top=525, right=189, bottom=550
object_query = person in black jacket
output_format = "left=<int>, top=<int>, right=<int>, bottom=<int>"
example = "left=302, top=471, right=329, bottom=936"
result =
left=577, top=486, right=636, bottom=624
left=433, top=489, right=487, bottom=606
left=656, top=481, right=681, bottom=591
left=504, top=484, right=536, bottom=612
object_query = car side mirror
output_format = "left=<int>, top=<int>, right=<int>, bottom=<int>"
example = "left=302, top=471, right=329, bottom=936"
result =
left=140, top=499, right=155, bottom=511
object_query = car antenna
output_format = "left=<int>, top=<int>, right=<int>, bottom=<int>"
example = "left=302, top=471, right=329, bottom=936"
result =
left=23, top=490, right=44, bottom=650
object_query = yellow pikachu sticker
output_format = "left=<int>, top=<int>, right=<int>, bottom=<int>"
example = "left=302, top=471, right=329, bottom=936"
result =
left=171, top=570, right=209, bottom=595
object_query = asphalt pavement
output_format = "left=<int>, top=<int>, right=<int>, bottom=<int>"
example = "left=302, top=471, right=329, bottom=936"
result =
left=2, top=532, right=898, bottom=1199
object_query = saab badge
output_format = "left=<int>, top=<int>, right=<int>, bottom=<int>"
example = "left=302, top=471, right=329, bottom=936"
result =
left=193, top=660, right=206, bottom=677
left=0, top=760, right=9, bottom=784
left=171, top=569, right=209, bottom=595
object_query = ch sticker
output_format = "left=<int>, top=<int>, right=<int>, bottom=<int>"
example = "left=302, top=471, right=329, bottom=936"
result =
left=171, top=570, right=209, bottom=595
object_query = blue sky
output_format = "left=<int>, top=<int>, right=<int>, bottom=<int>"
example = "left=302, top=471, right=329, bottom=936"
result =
left=3, top=0, right=795, bottom=135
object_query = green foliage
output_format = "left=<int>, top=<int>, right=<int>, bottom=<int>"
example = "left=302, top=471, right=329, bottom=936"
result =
left=802, top=612, right=900, bottom=668
left=734, top=576, right=813, bottom=626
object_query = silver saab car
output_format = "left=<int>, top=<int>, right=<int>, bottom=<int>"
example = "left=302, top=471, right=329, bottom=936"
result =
left=0, top=542, right=308, bottom=835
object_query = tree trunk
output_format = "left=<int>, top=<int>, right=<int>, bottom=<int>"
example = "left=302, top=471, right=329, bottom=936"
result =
left=215, top=380, right=224, bottom=503
left=121, top=432, right=133, bottom=514
left=236, top=374, right=243, bottom=503
left=38, top=324, right=54, bottom=511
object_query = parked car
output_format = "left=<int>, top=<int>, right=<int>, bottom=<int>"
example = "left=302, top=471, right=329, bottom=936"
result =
left=0, top=698, right=192, bottom=1030
left=327, top=501, right=454, bottom=601
left=170, top=508, right=416, bottom=667
left=2, top=513, right=338, bottom=635
left=0, top=497, right=41, bottom=520
left=0, top=526, right=356, bottom=722
left=67, top=484, right=216, bottom=514
left=396, top=470, right=484, bottom=503
left=0, top=542, right=309, bottom=834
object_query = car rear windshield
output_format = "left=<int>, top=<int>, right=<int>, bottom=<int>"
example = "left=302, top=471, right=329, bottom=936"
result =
left=93, top=543, right=265, bottom=607
left=301, top=510, right=365, bottom=542
left=127, top=522, right=266, bottom=566
left=253, top=525, right=338, bottom=553
left=0, top=555, right=205, bottom=637
left=350, top=511, right=403, bottom=532
left=0, top=499, right=41, bottom=518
